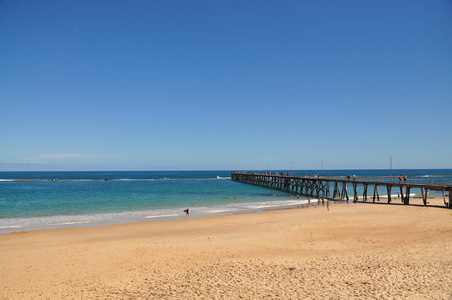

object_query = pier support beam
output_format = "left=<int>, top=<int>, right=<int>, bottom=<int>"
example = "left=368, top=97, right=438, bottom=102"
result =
left=449, top=189, right=451, bottom=208
left=405, top=187, right=411, bottom=205
left=315, top=181, right=320, bottom=197
left=363, top=184, right=368, bottom=202
left=373, top=185, right=380, bottom=202
left=400, top=186, right=405, bottom=203
left=353, top=183, right=358, bottom=203
left=341, top=182, right=349, bottom=202
left=333, top=182, right=340, bottom=199
left=387, top=185, right=392, bottom=204
left=422, top=188, right=428, bottom=206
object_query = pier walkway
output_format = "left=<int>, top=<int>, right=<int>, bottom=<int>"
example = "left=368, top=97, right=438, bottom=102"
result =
left=231, top=172, right=452, bottom=208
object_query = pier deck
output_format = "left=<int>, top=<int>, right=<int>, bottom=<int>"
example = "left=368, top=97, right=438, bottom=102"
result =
left=231, top=172, right=452, bottom=208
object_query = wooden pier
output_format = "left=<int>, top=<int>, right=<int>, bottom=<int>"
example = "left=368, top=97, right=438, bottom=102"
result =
left=231, top=172, right=452, bottom=208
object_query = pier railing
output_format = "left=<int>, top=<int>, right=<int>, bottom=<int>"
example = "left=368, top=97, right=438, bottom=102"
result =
left=234, top=172, right=452, bottom=187
left=322, top=176, right=452, bottom=186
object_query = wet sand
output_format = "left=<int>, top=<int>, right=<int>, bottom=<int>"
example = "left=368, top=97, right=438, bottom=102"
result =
left=1, top=198, right=451, bottom=299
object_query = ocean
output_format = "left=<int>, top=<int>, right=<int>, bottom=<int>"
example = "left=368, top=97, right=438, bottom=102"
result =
left=1, top=169, right=451, bottom=233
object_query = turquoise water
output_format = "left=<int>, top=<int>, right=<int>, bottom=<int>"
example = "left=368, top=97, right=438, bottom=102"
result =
left=1, top=169, right=451, bottom=233
left=0, top=171, right=298, bottom=233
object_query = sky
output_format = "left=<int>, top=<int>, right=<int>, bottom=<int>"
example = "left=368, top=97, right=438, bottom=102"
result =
left=1, top=0, right=451, bottom=171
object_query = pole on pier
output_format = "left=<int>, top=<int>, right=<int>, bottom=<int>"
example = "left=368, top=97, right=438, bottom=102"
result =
left=387, top=154, right=392, bottom=178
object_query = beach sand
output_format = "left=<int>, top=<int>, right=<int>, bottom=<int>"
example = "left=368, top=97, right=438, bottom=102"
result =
left=1, top=198, right=451, bottom=299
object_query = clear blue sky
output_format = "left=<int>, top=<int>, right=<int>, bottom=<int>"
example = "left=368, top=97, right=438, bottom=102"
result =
left=1, top=0, right=451, bottom=171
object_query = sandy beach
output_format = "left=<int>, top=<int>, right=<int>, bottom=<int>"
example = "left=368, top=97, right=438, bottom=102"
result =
left=1, top=198, right=451, bottom=299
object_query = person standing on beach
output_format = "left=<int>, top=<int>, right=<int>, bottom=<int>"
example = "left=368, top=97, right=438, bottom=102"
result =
left=184, top=208, right=189, bottom=219
left=308, top=197, right=311, bottom=206
left=326, top=200, right=330, bottom=211
left=321, top=197, right=325, bottom=206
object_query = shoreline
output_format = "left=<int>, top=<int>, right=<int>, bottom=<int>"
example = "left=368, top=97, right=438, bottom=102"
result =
left=1, top=198, right=451, bottom=298
left=1, top=196, right=449, bottom=234
left=0, top=199, right=310, bottom=234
